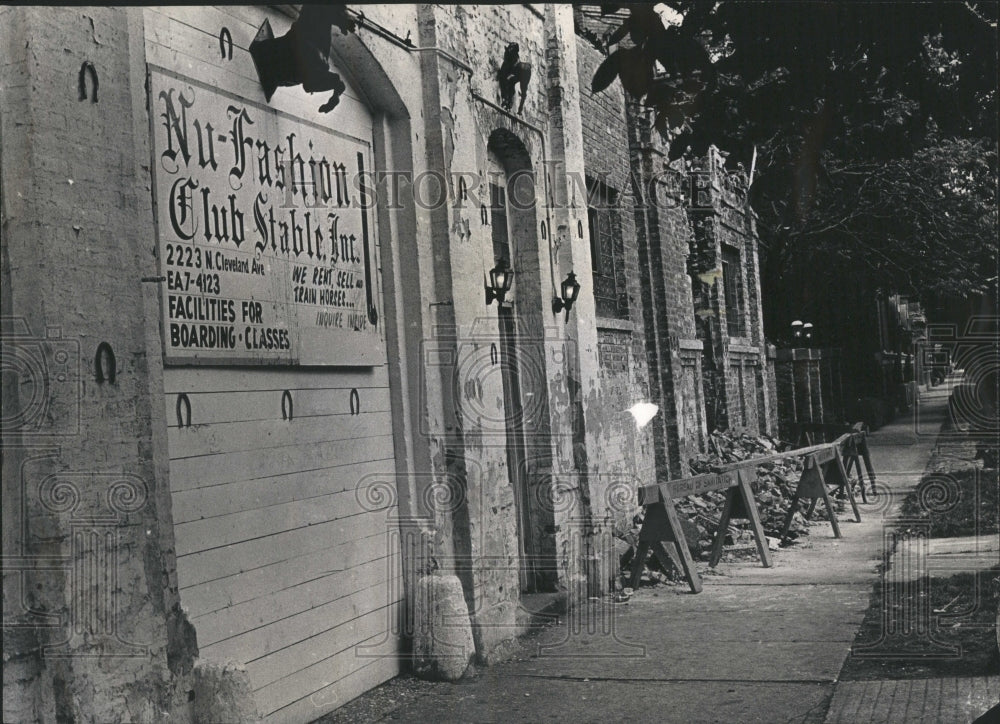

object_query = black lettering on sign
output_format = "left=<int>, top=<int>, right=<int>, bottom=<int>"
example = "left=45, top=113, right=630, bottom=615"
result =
left=357, top=152, right=377, bottom=326
left=349, top=388, right=360, bottom=415
left=490, top=343, right=498, bottom=366
left=151, top=71, right=386, bottom=365
left=281, top=389, right=293, bottom=420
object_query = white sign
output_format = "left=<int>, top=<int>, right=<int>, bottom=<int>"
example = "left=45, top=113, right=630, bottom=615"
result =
left=149, top=68, right=383, bottom=365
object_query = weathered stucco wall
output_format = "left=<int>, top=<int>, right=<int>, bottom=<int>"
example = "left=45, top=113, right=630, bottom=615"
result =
left=1, top=7, right=192, bottom=721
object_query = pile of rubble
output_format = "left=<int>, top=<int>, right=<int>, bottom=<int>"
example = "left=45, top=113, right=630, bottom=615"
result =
left=685, top=429, right=809, bottom=548
left=618, top=429, right=852, bottom=584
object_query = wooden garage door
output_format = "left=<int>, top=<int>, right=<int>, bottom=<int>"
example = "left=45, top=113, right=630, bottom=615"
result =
left=163, top=367, right=401, bottom=721
left=146, top=7, right=402, bottom=721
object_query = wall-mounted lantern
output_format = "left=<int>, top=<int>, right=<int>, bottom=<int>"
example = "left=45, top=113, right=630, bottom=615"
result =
left=485, top=258, right=514, bottom=306
left=551, top=272, right=581, bottom=321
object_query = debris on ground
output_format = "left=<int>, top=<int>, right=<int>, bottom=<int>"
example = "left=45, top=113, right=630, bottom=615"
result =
left=616, top=428, right=863, bottom=585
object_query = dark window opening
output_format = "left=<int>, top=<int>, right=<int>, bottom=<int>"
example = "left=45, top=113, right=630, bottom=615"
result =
left=586, top=178, right=628, bottom=320
left=721, top=244, right=745, bottom=337
left=490, top=182, right=510, bottom=264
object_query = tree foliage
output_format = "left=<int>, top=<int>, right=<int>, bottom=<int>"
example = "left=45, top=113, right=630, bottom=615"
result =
left=586, top=2, right=999, bottom=329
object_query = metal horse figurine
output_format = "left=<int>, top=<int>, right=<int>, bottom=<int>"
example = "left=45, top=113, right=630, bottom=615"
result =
left=249, top=5, right=356, bottom=114
left=497, top=42, right=532, bottom=114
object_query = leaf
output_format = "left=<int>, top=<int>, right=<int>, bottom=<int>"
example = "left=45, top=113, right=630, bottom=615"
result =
left=618, top=46, right=654, bottom=97
left=592, top=50, right=621, bottom=94
left=607, top=21, right=631, bottom=47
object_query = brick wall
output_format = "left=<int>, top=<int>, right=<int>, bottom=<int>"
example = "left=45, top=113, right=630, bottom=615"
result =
left=686, top=148, right=776, bottom=436
left=575, top=39, right=655, bottom=524
left=626, top=106, right=708, bottom=475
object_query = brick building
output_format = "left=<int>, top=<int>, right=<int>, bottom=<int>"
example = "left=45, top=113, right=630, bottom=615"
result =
left=2, top=5, right=772, bottom=721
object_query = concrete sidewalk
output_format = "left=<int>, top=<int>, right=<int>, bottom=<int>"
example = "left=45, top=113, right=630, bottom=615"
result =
left=318, top=380, right=997, bottom=723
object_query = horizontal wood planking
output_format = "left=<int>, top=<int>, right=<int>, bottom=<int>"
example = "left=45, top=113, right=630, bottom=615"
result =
left=180, top=527, right=390, bottom=615
left=176, top=503, right=395, bottom=583
left=168, top=432, right=393, bottom=492
left=167, top=410, right=390, bottom=460
left=171, top=456, right=395, bottom=524
left=206, top=577, right=398, bottom=678
left=147, top=7, right=402, bottom=714
left=173, top=481, right=398, bottom=556
left=249, top=604, right=403, bottom=716
left=265, top=655, right=400, bottom=724
left=193, top=555, right=393, bottom=647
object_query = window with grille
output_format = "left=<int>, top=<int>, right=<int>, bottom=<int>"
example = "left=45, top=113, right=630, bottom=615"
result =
left=586, top=179, right=628, bottom=320
left=490, top=182, right=510, bottom=264
left=721, top=243, right=745, bottom=337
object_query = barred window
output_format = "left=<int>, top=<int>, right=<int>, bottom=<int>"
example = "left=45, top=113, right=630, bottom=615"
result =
left=586, top=179, right=628, bottom=320
left=721, top=243, right=745, bottom=336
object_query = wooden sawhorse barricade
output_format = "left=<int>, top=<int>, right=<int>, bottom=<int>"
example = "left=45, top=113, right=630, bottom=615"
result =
left=777, top=434, right=867, bottom=542
left=843, top=424, right=878, bottom=501
left=630, top=468, right=772, bottom=594
left=785, top=423, right=878, bottom=502
left=630, top=426, right=878, bottom=592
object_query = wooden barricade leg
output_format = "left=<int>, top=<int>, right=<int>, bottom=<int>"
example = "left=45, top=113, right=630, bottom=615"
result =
left=790, top=453, right=842, bottom=538
left=708, top=486, right=736, bottom=568
left=629, top=541, right=650, bottom=590
left=860, top=437, right=878, bottom=497
left=735, top=468, right=773, bottom=567
left=708, top=470, right=772, bottom=568
left=779, top=492, right=801, bottom=544
left=844, top=441, right=868, bottom=504
left=658, top=488, right=703, bottom=593
left=630, top=498, right=702, bottom=593
left=813, top=460, right=843, bottom=538
left=833, top=450, right=862, bottom=522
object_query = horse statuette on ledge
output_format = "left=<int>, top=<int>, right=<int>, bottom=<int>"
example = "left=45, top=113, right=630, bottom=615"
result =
left=498, top=42, right=532, bottom=114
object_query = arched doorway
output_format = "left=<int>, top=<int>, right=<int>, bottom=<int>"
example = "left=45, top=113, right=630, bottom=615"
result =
left=486, top=130, right=556, bottom=593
